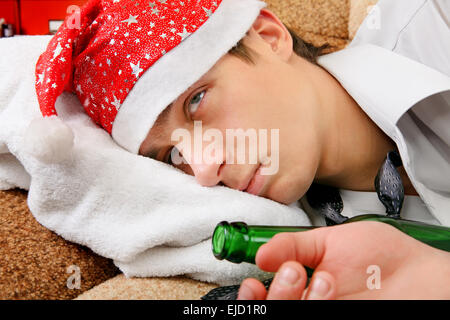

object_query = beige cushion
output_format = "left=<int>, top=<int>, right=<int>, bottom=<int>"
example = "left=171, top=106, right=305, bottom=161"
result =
left=0, top=189, right=120, bottom=299
left=75, top=274, right=219, bottom=300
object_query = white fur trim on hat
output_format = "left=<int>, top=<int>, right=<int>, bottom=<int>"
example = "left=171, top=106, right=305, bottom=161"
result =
left=112, top=0, right=267, bottom=154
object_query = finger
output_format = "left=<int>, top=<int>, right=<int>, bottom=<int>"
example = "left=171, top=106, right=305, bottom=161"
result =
left=255, top=228, right=328, bottom=272
left=305, top=271, right=336, bottom=300
left=266, top=261, right=308, bottom=300
left=237, top=278, right=267, bottom=300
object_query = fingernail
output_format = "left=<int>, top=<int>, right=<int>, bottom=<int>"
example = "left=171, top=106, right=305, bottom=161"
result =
left=278, top=266, right=300, bottom=286
left=238, top=283, right=254, bottom=300
left=308, top=276, right=330, bottom=300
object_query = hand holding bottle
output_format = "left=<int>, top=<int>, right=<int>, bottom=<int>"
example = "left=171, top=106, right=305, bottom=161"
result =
left=237, top=221, right=450, bottom=300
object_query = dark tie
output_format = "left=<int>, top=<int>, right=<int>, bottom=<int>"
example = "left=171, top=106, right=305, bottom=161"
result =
left=306, top=150, right=404, bottom=225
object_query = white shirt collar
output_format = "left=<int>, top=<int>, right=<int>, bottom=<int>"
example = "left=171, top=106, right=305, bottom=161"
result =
left=317, top=44, right=450, bottom=226
left=317, top=44, right=450, bottom=139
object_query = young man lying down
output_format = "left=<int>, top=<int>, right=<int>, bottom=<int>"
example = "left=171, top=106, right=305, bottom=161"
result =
left=34, top=0, right=450, bottom=299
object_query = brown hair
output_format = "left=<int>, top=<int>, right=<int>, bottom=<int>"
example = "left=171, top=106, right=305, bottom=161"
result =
left=228, top=26, right=329, bottom=66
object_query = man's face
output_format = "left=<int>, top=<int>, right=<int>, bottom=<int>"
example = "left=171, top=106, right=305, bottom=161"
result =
left=139, top=20, right=324, bottom=205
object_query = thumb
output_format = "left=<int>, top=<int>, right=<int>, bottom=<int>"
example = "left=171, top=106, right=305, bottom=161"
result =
left=255, top=228, right=328, bottom=272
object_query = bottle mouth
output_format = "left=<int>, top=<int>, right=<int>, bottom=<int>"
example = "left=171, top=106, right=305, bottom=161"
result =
left=212, top=221, right=230, bottom=260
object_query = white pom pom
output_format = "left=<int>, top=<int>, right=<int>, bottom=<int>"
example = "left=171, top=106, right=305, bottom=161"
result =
left=23, top=116, right=74, bottom=164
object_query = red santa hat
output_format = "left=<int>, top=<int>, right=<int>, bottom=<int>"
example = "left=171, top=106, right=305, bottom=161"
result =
left=28, top=0, right=266, bottom=162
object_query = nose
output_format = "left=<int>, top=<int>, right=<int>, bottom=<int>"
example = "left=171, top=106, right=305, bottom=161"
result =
left=189, top=161, right=224, bottom=187
left=173, top=144, right=224, bottom=187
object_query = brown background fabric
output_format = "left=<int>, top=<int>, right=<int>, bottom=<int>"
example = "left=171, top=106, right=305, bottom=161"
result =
left=349, top=0, right=379, bottom=39
left=0, top=0, right=376, bottom=299
left=0, top=189, right=120, bottom=299
left=266, top=0, right=351, bottom=52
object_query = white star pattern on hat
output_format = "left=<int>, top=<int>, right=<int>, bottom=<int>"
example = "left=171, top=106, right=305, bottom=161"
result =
left=203, top=7, right=212, bottom=17
left=111, top=95, right=122, bottom=110
left=130, top=61, right=143, bottom=79
left=177, top=26, right=191, bottom=41
left=53, top=42, right=63, bottom=59
left=34, top=0, right=223, bottom=135
left=37, top=73, right=44, bottom=85
left=121, top=14, right=138, bottom=26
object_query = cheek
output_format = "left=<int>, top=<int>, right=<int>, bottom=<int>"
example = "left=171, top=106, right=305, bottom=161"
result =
left=267, top=100, right=322, bottom=202
left=208, top=84, right=256, bottom=129
left=212, top=63, right=272, bottom=128
left=266, top=122, right=321, bottom=203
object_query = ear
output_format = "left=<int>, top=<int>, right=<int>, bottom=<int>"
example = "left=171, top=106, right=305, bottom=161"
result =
left=248, top=8, right=293, bottom=61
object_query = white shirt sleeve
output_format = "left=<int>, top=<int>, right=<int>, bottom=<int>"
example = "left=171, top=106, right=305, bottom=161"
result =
left=349, top=0, right=450, bottom=77
left=342, top=0, right=450, bottom=224
left=350, top=0, right=450, bottom=171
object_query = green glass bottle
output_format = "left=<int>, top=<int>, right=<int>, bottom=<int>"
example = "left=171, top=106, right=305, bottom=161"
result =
left=212, top=214, right=450, bottom=275
left=212, top=221, right=316, bottom=277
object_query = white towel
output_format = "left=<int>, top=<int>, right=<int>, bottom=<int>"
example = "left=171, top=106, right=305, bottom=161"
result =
left=0, top=35, right=310, bottom=286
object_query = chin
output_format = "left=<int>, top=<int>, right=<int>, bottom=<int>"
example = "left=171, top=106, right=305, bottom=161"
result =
left=262, top=187, right=299, bottom=205
left=266, top=176, right=313, bottom=205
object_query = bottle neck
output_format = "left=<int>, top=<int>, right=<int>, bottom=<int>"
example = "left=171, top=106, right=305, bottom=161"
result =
left=212, top=221, right=316, bottom=264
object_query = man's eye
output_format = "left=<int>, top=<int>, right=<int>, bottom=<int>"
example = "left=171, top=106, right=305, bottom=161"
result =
left=187, top=89, right=206, bottom=118
left=165, top=146, right=181, bottom=165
